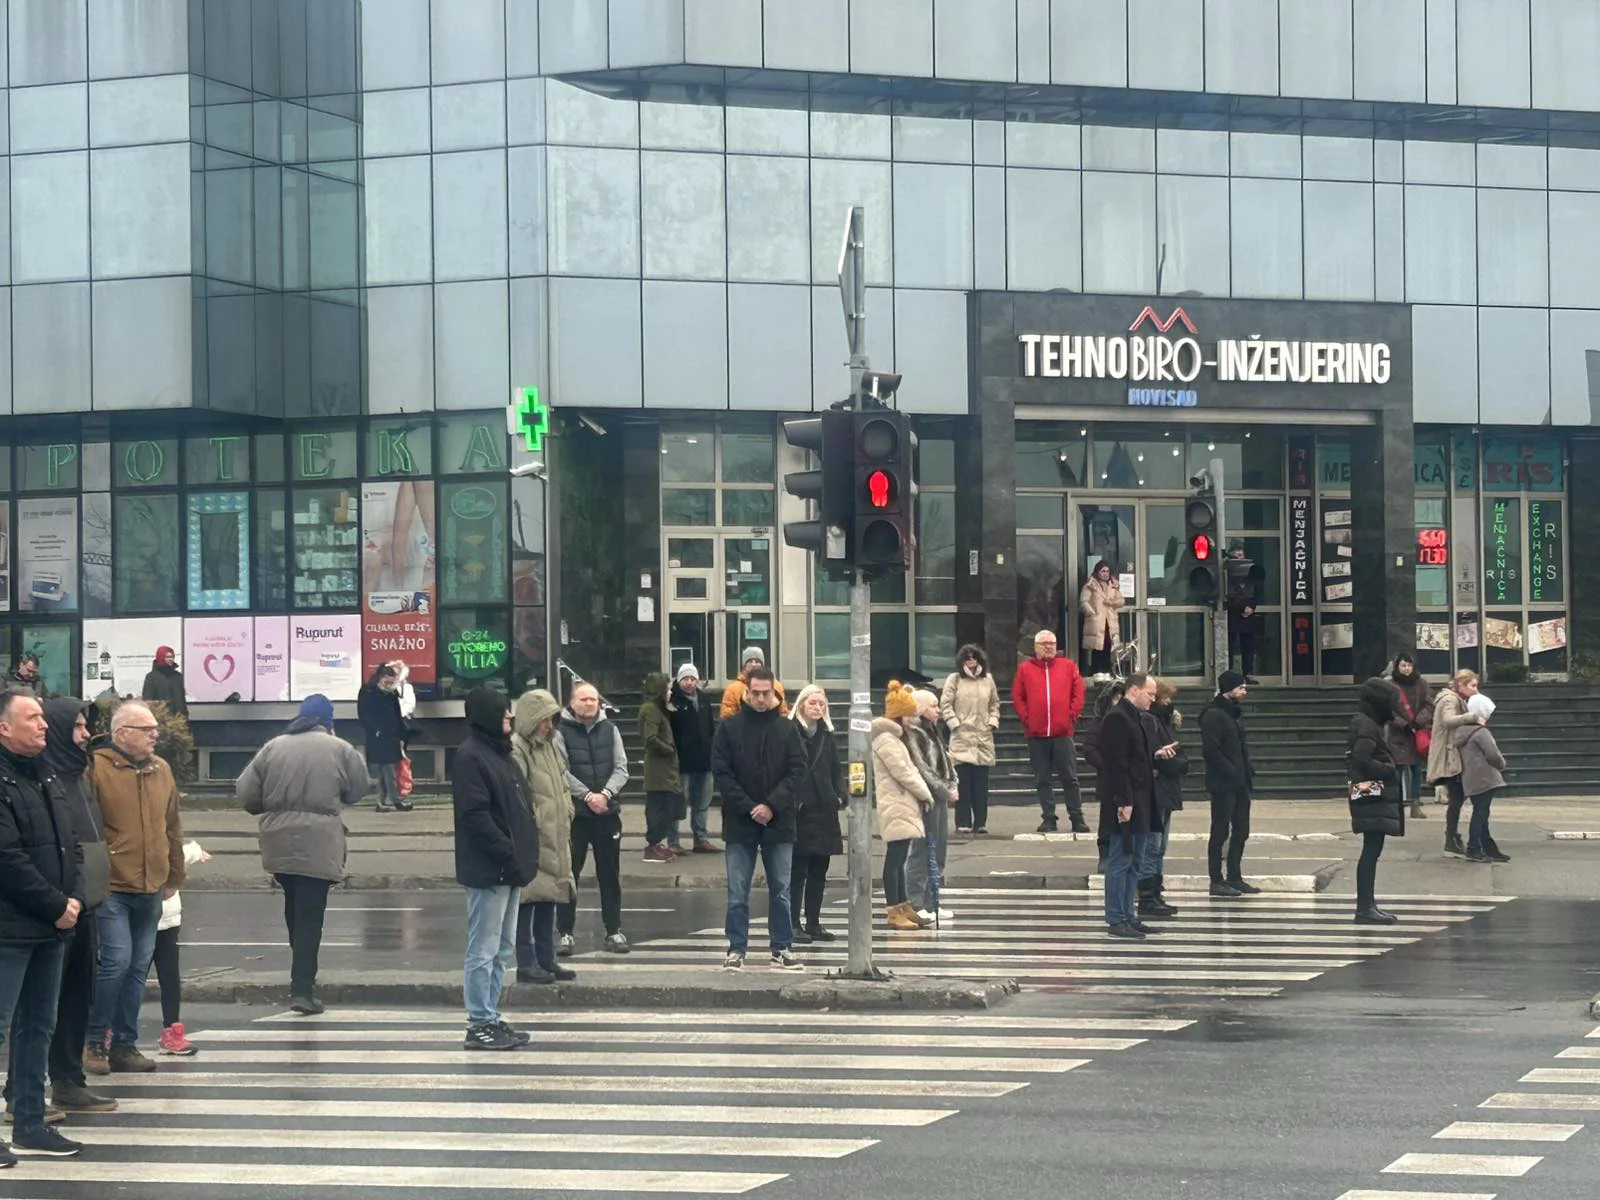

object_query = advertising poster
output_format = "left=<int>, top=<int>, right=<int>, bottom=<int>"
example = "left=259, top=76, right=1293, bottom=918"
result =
left=80, top=494, right=112, bottom=617
left=82, top=617, right=184, bottom=700
left=361, top=481, right=436, bottom=687
left=254, top=616, right=290, bottom=702
left=1528, top=617, right=1567, bottom=655
left=17, top=497, right=79, bottom=612
left=1416, top=622, right=1451, bottom=652
left=184, top=617, right=254, bottom=702
left=441, top=482, right=508, bottom=606
left=0, top=501, right=11, bottom=613
left=290, top=615, right=362, bottom=701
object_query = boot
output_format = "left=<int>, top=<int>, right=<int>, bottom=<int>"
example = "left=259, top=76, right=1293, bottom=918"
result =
left=885, top=903, right=922, bottom=931
left=108, top=1043, right=157, bottom=1073
left=1409, top=799, right=1427, bottom=818
left=1444, top=832, right=1465, bottom=856
left=1485, top=836, right=1511, bottom=863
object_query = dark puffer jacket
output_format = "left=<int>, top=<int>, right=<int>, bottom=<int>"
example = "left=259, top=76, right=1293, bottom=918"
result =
left=712, top=702, right=806, bottom=844
left=1147, top=701, right=1188, bottom=815
left=668, top=680, right=715, bottom=774
left=1348, top=680, right=1403, bottom=837
left=357, top=677, right=406, bottom=766
left=791, top=717, right=846, bottom=858
left=452, top=689, right=540, bottom=890
left=0, top=743, right=79, bottom=943
left=1200, top=694, right=1254, bottom=797
left=42, top=698, right=107, bottom=910
left=558, top=709, right=628, bottom=818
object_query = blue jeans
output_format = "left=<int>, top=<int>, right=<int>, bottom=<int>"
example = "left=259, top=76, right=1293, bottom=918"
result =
left=683, top=771, right=714, bottom=844
left=907, top=796, right=948, bottom=912
left=724, top=835, right=794, bottom=955
left=1104, top=831, right=1148, bottom=926
left=1139, top=811, right=1171, bottom=888
left=464, top=885, right=518, bottom=1026
left=1398, top=762, right=1423, bottom=806
left=89, top=891, right=162, bottom=1048
left=1468, top=789, right=1496, bottom=855
left=0, top=940, right=64, bottom=1133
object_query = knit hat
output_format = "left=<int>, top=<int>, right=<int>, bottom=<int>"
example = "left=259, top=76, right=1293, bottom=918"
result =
left=789, top=683, right=833, bottom=731
left=1217, top=670, right=1246, bottom=695
left=911, top=688, right=940, bottom=715
left=1467, top=693, right=1496, bottom=721
left=155, top=645, right=176, bottom=665
left=676, top=662, right=700, bottom=683
left=884, top=680, right=919, bottom=721
left=297, top=694, right=335, bottom=731
left=740, top=646, right=765, bottom=667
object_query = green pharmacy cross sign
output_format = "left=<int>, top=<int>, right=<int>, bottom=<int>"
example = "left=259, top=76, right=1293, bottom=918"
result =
left=511, top=386, right=549, bottom=453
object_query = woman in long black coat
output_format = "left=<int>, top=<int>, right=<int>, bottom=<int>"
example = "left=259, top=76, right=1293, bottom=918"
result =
left=1348, top=678, right=1403, bottom=924
left=788, top=684, right=846, bottom=944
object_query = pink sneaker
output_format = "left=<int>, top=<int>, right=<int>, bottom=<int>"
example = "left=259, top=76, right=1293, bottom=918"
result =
left=159, top=1022, right=197, bottom=1056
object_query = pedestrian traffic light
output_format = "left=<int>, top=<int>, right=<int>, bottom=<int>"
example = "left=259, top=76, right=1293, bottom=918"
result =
left=781, top=411, right=854, bottom=564
left=853, top=404, right=915, bottom=573
left=1185, top=473, right=1220, bottom=604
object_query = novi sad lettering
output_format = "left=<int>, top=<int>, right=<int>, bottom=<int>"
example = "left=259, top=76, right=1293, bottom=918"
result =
left=1128, top=388, right=1198, bottom=407
left=1019, top=334, right=1391, bottom=385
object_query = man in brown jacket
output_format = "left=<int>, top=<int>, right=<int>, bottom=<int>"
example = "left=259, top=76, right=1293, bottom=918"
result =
left=84, top=702, right=184, bottom=1075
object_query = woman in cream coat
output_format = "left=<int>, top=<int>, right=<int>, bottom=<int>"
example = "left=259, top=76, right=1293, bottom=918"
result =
left=872, top=682, right=932, bottom=931
left=941, top=643, right=999, bottom=834
left=1080, top=559, right=1125, bottom=674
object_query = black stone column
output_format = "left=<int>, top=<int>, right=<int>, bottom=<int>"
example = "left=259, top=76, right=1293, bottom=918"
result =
left=1568, top=437, right=1600, bottom=662
left=966, top=294, right=1020, bottom=684
left=1350, top=409, right=1415, bottom=680
left=621, top=420, right=662, bottom=691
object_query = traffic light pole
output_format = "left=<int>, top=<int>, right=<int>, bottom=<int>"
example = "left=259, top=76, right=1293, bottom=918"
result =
left=1211, top=456, right=1229, bottom=683
left=844, top=568, right=881, bottom=978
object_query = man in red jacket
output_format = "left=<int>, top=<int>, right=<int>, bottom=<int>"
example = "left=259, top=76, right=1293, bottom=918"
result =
left=1012, top=629, right=1088, bottom=834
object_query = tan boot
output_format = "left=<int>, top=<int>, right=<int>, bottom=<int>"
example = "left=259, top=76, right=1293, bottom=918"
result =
left=885, top=903, right=921, bottom=931
left=1410, top=800, right=1427, bottom=818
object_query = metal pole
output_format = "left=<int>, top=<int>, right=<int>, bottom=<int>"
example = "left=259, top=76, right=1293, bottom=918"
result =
left=844, top=570, right=879, bottom=978
left=1211, top=456, right=1229, bottom=683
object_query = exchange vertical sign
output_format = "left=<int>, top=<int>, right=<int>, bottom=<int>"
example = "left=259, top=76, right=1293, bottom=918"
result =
left=1289, top=497, right=1312, bottom=605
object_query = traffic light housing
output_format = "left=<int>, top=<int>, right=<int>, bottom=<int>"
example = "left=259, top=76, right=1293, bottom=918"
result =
left=853, top=407, right=915, bottom=573
left=1184, top=475, right=1220, bottom=604
left=781, top=411, right=854, bottom=563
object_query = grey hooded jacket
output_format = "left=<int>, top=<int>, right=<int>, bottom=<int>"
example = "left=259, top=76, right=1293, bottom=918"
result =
left=237, top=726, right=371, bottom=882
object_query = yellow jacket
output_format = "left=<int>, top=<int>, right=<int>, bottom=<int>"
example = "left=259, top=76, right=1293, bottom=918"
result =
left=719, top=676, right=789, bottom=720
left=89, top=746, right=185, bottom=895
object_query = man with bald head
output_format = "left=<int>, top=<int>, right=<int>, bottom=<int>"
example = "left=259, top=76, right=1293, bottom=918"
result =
left=84, top=702, right=185, bottom=1075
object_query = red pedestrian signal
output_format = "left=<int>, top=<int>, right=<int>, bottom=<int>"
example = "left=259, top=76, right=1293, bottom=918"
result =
left=1190, top=533, right=1212, bottom=561
left=867, top=468, right=892, bottom=509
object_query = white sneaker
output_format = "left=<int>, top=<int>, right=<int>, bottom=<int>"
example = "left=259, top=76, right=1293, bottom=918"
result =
left=936, top=908, right=955, bottom=921
left=915, top=909, right=936, bottom=924
left=556, top=933, right=576, bottom=958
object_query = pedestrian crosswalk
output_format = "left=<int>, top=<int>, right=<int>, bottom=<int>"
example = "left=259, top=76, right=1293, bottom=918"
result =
left=44, top=1007, right=1190, bottom=1197
left=611, top=888, right=1511, bottom=1000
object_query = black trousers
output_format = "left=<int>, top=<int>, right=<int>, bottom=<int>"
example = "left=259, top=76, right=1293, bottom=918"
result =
left=955, top=763, right=990, bottom=829
left=1441, top=775, right=1467, bottom=838
left=1356, top=831, right=1386, bottom=910
left=2, top=918, right=97, bottom=1101
left=559, top=813, right=623, bottom=937
left=153, top=926, right=182, bottom=1028
left=1027, top=736, right=1082, bottom=820
left=790, top=852, right=830, bottom=929
left=644, top=791, right=677, bottom=846
left=1230, top=631, right=1256, bottom=677
left=277, top=873, right=333, bottom=995
left=516, top=900, right=558, bottom=970
left=1207, top=790, right=1252, bottom=882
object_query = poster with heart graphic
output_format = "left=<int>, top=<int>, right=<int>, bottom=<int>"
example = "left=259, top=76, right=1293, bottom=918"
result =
left=184, top=617, right=254, bottom=703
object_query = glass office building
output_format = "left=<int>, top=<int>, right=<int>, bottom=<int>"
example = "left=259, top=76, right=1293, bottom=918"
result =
left=5, top=1, right=1600, bottom=731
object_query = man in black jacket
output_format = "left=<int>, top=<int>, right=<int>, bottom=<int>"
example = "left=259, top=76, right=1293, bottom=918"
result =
left=711, top=667, right=806, bottom=971
left=669, top=663, right=717, bottom=853
left=555, top=683, right=630, bottom=955
left=0, top=691, right=84, bottom=1161
left=1097, top=673, right=1158, bottom=940
left=452, top=688, right=539, bottom=1053
left=1201, top=671, right=1258, bottom=897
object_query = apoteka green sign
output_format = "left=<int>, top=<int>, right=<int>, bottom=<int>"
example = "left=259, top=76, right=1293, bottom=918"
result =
left=447, top=628, right=509, bottom=678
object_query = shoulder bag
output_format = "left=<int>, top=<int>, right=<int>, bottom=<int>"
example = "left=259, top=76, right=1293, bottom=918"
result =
left=1394, top=690, right=1431, bottom=756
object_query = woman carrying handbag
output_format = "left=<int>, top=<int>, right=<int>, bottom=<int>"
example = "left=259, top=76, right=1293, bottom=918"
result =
left=1348, top=679, right=1404, bottom=925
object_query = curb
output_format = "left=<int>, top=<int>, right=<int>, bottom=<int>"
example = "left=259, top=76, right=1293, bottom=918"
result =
left=1550, top=832, right=1600, bottom=840
left=172, top=973, right=1022, bottom=1011
left=1011, top=831, right=1344, bottom=843
left=183, top=873, right=1095, bottom=893
left=1085, top=866, right=1338, bottom=893
left=1590, top=992, right=1600, bottom=1020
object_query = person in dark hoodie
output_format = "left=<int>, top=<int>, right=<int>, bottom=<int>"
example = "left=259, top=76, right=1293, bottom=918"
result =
left=1138, top=679, right=1188, bottom=920
left=357, top=665, right=410, bottom=812
left=452, top=688, right=539, bottom=1052
left=555, top=682, right=631, bottom=956
left=1347, top=678, right=1404, bottom=924
left=639, top=671, right=683, bottom=863
left=668, top=663, right=718, bottom=853
left=1201, top=670, right=1258, bottom=898
left=141, top=646, right=187, bottom=719
left=1, top=699, right=113, bottom=1119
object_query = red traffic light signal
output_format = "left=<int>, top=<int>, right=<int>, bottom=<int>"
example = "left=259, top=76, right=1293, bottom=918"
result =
left=1190, top=532, right=1212, bottom=560
left=866, top=468, right=892, bottom=509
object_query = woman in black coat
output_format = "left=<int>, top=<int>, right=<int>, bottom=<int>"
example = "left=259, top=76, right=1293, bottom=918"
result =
left=1138, top=680, right=1188, bottom=918
left=788, top=685, right=846, bottom=944
left=357, top=665, right=411, bottom=812
left=1348, top=678, right=1403, bottom=924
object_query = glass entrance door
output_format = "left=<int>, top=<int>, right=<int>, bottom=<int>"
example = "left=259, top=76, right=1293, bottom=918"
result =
left=662, top=533, right=774, bottom=684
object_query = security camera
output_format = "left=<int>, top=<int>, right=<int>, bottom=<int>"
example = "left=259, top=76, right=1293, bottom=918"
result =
left=510, top=461, right=547, bottom=479
left=578, top=414, right=607, bottom=436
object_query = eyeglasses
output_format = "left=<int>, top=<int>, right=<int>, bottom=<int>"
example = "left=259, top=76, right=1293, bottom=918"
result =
left=125, top=725, right=160, bottom=734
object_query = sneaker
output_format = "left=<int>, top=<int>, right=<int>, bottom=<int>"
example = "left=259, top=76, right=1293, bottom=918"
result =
left=792, top=928, right=813, bottom=945
left=108, top=1044, right=157, bottom=1074
left=159, top=1022, right=197, bottom=1056
left=10, top=1125, right=82, bottom=1157
left=1106, top=922, right=1146, bottom=940
left=1035, top=818, right=1058, bottom=834
left=83, top=1041, right=109, bottom=1077
left=51, top=1084, right=116, bottom=1114
left=1466, top=849, right=1492, bottom=862
left=392, top=798, right=415, bottom=812
left=693, top=840, right=722, bottom=854
left=462, top=1022, right=521, bottom=1051
left=375, top=801, right=396, bottom=813
left=769, top=949, right=804, bottom=971
left=973, top=826, right=988, bottom=835
left=806, top=925, right=837, bottom=942
left=495, top=1020, right=532, bottom=1047
left=1069, top=815, right=1092, bottom=834
left=1130, top=920, right=1159, bottom=935
left=0, top=1141, right=13, bottom=1169
left=603, top=933, right=630, bottom=954
left=955, top=825, right=974, bottom=834
left=1488, top=849, right=1512, bottom=863
left=642, top=843, right=674, bottom=863
left=1226, top=878, right=1263, bottom=895
left=915, top=909, right=937, bottom=924
left=936, top=907, right=955, bottom=921
left=541, top=964, right=577, bottom=981
left=3, top=1105, right=63, bottom=1126
left=722, top=951, right=745, bottom=971
left=289, top=994, right=325, bottom=1016
left=1444, top=833, right=1466, bottom=856
left=1138, top=899, right=1179, bottom=918
left=1209, top=881, right=1243, bottom=898
left=557, top=933, right=576, bottom=958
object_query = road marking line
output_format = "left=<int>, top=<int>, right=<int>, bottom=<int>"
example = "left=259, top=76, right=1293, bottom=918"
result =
left=1519, top=1068, right=1600, bottom=1083
left=1554, top=1045, right=1600, bottom=1056
left=1337, top=1191, right=1498, bottom=1200
left=174, top=941, right=361, bottom=948
left=514, top=961, right=1324, bottom=982
left=1381, top=1152, right=1540, bottom=1177
left=649, top=935, right=1387, bottom=958
left=1435, top=1122, right=1582, bottom=1142
left=189, top=1028, right=1143, bottom=1052
left=164, top=1049, right=1086, bottom=1073
left=1482, top=1092, right=1600, bottom=1110
left=250, top=1010, right=1193, bottom=1032
left=936, top=889, right=1513, bottom=901
left=692, top=926, right=1421, bottom=945
left=326, top=906, right=424, bottom=912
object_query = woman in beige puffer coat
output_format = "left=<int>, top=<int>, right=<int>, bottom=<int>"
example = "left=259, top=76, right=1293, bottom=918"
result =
left=511, top=689, right=577, bottom=984
left=941, top=643, right=999, bottom=834
left=873, top=682, right=932, bottom=930
left=1427, top=669, right=1484, bottom=857
left=1079, top=559, right=1125, bottom=674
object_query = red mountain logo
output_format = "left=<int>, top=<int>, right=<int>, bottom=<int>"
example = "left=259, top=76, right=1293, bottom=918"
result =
left=1129, top=306, right=1197, bottom=335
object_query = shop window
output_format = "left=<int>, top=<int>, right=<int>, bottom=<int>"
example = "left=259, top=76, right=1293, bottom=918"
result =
left=1318, top=498, right=1353, bottom=601
left=15, top=498, right=79, bottom=613
left=17, top=443, right=79, bottom=492
left=367, top=420, right=434, bottom=477
left=1527, top=498, right=1563, bottom=604
left=662, top=431, right=714, bottom=483
left=1017, top=427, right=1088, bottom=489
left=290, top=428, right=358, bottom=481
left=114, top=495, right=181, bottom=613
left=667, top=536, right=714, bottom=568
left=187, top=492, right=250, bottom=610
left=1481, top=437, right=1563, bottom=493
left=440, top=481, right=508, bottom=606
left=513, top=606, right=547, bottom=691
left=815, top=566, right=903, bottom=607
left=438, top=413, right=508, bottom=476
left=813, top=611, right=908, bottom=680
left=1318, top=611, right=1353, bottom=679
left=1227, top=536, right=1281, bottom=606
left=186, top=435, right=252, bottom=485
left=720, top=431, right=774, bottom=484
left=439, top=607, right=511, bottom=697
left=1188, top=430, right=1284, bottom=491
left=1017, top=533, right=1065, bottom=645
left=1483, top=497, right=1521, bottom=606
left=114, top=439, right=180, bottom=489
left=1415, top=497, right=1449, bottom=609
left=662, top=488, right=714, bottom=526
left=1483, top=614, right=1523, bottom=673
left=82, top=444, right=110, bottom=491
left=1316, top=438, right=1351, bottom=491
left=1094, top=429, right=1186, bottom=489
left=511, top=474, right=546, bottom=607
left=1528, top=611, right=1568, bottom=672
left=0, top=448, right=13, bottom=493
left=256, top=434, right=287, bottom=483
left=915, top=613, right=958, bottom=676
left=1415, top=614, right=1452, bottom=677
left=1227, top=499, right=1280, bottom=531
left=291, top=488, right=360, bottom=609
left=254, top=490, right=289, bottom=610
left=916, top=491, right=956, bottom=606
left=916, top=437, right=956, bottom=487
left=1415, top=440, right=1448, bottom=493
left=7, top=625, right=75, bottom=699
left=1016, top=494, right=1062, bottom=529
left=81, top=494, right=111, bottom=618
left=720, top=490, right=774, bottom=527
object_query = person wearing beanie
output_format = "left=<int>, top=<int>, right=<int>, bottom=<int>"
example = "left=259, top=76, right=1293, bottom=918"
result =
left=141, top=646, right=187, bottom=719
left=1454, top=693, right=1508, bottom=863
left=237, top=693, right=372, bottom=1014
left=358, top=664, right=410, bottom=812
left=788, top=685, right=846, bottom=943
left=669, top=663, right=718, bottom=853
left=452, top=688, right=540, bottom=1050
left=904, top=688, right=955, bottom=925
left=872, top=683, right=933, bottom=931
left=941, top=644, right=999, bottom=834
left=1347, top=678, right=1404, bottom=923
left=639, top=671, right=683, bottom=862
left=1200, top=671, right=1258, bottom=897
left=719, top=645, right=788, bottom=720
